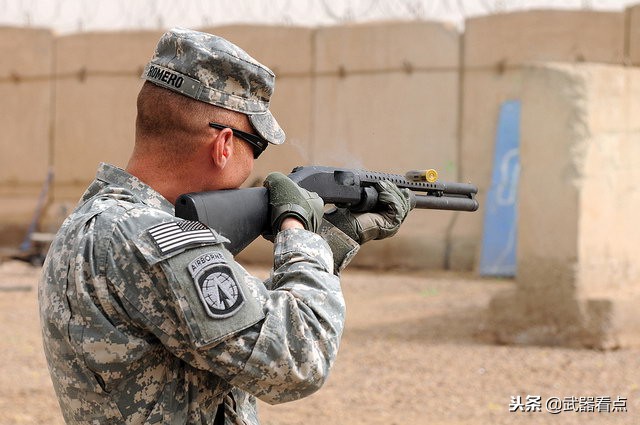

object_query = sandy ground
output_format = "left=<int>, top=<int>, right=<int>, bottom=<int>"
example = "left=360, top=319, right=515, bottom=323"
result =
left=0, top=259, right=637, bottom=425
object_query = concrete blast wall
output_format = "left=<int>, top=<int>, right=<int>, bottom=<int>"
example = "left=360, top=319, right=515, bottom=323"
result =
left=457, top=9, right=640, bottom=348
left=1, top=7, right=640, bottom=282
left=489, top=63, right=640, bottom=349
left=0, top=22, right=462, bottom=269
left=628, top=4, right=640, bottom=66
left=0, top=27, right=54, bottom=245
left=311, top=22, right=460, bottom=269
left=53, top=31, right=162, bottom=202
left=450, top=10, right=626, bottom=270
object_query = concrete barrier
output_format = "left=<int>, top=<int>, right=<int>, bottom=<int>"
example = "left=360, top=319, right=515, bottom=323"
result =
left=627, top=4, right=640, bottom=66
left=1, top=13, right=639, bottom=290
left=465, top=10, right=625, bottom=67
left=313, top=21, right=460, bottom=269
left=489, top=63, right=640, bottom=349
left=450, top=10, right=627, bottom=271
left=0, top=27, right=54, bottom=248
left=52, top=30, right=162, bottom=202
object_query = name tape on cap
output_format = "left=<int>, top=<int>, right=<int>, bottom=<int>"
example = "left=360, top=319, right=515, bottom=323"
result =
left=144, top=64, right=204, bottom=99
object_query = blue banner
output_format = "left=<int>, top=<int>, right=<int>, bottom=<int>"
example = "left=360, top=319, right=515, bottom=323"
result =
left=479, top=100, right=521, bottom=277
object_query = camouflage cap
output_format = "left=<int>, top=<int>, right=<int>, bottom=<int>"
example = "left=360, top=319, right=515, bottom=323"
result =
left=142, top=27, right=285, bottom=145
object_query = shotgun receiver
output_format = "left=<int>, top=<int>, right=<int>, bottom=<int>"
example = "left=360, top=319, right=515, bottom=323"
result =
left=175, top=165, right=479, bottom=255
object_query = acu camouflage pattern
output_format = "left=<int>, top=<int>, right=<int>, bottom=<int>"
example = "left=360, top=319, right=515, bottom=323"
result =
left=142, top=27, right=285, bottom=145
left=39, top=163, right=345, bottom=424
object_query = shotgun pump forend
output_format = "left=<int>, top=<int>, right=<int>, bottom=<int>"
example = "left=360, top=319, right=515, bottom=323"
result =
left=175, top=165, right=479, bottom=255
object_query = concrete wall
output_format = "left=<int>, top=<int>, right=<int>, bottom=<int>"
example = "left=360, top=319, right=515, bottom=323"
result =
left=1, top=7, right=640, bottom=280
left=52, top=30, right=162, bottom=202
left=3, top=10, right=640, bottom=348
left=0, top=27, right=54, bottom=246
left=489, top=63, right=640, bottom=349
left=312, top=22, right=460, bottom=269
left=449, top=10, right=627, bottom=270
left=35, top=22, right=461, bottom=269
left=627, top=4, right=640, bottom=66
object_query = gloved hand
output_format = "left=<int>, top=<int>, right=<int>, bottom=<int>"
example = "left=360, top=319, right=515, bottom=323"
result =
left=324, top=180, right=411, bottom=244
left=263, top=172, right=324, bottom=239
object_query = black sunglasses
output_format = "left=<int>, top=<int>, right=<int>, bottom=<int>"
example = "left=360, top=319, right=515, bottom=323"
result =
left=209, top=122, right=268, bottom=159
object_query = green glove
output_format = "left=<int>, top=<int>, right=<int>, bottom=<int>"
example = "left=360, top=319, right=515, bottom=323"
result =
left=324, top=180, right=411, bottom=244
left=263, top=172, right=324, bottom=238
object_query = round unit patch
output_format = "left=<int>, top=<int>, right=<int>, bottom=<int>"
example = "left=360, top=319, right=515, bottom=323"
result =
left=196, top=265, right=245, bottom=318
left=200, top=269, right=243, bottom=316
left=188, top=251, right=245, bottom=319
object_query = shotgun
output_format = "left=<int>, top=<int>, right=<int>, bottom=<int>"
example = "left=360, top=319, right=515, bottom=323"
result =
left=175, top=165, right=479, bottom=254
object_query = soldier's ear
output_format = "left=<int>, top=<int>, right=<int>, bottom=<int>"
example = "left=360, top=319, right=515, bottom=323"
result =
left=210, top=127, right=234, bottom=169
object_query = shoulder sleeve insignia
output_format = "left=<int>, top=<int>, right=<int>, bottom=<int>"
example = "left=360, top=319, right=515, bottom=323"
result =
left=148, top=220, right=219, bottom=255
left=188, top=252, right=245, bottom=319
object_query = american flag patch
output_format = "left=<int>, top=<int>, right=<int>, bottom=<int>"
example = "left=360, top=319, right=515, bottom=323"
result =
left=148, top=220, right=218, bottom=255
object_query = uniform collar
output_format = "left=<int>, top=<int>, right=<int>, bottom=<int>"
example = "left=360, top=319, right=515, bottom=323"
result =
left=91, top=163, right=175, bottom=213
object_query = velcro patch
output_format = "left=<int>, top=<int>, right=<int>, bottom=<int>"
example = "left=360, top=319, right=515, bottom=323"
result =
left=188, top=253, right=245, bottom=319
left=148, top=220, right=218, bottom=255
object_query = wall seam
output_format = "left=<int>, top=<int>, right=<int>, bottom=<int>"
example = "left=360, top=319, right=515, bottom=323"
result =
left=443, top=29, right=465, bottom=270
left=309, top=27, right=318, bottom=163
left=623, top=7, right=632, bottom=66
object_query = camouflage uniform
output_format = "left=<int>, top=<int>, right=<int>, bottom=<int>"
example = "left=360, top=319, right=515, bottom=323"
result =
left=40, top=163, right=348, bottom=424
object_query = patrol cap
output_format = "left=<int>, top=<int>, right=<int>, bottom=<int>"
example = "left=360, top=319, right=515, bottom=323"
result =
left=142, top=27, right=285, bottom=145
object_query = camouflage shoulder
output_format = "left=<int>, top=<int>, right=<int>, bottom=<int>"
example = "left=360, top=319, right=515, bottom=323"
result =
left=123, top=211, right=264, bottom=347
left=158, top=242, right=265, bottom=347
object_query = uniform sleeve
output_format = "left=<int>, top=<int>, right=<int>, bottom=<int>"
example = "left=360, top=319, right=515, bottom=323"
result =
left=110, top=220, right=345, bottom=405
left=230, top=228, right=345, bottom=403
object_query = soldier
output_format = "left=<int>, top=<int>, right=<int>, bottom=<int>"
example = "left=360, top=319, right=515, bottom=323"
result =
left=39, top=27, right=410, bottom=424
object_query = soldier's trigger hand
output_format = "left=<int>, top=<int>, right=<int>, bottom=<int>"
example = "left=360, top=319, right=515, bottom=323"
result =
left=324, top=180, right=411, bottom=244
left=263, top=172, right=324, bottom=239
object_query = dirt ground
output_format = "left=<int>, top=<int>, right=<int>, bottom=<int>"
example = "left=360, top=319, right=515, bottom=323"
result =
left=0, top=259, right=637, bottom=425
